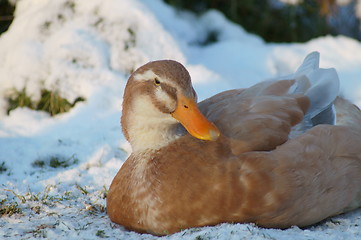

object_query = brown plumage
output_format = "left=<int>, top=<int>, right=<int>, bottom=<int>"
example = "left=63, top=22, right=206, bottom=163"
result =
left=107, top=52, right=361, bottom=235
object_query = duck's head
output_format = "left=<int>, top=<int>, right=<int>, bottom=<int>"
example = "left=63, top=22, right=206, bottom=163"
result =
left=121, top=60, right=220, bottom=152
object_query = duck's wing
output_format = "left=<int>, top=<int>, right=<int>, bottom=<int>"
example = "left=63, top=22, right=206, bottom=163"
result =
left=198, top=80, right=309, bottom=154
left=198, top=52, right=340, bottom=154
left=220, top=123, right=361, bottom=228
left=217, top=98, right=361, bottom=228
left=266, top=124, right=361, bottom=226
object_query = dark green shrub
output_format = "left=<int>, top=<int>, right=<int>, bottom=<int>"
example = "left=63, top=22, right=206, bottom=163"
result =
left=164, top=0, right=338, bottom=42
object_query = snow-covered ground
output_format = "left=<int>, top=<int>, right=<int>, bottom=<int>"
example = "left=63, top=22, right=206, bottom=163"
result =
left=1, top=0, right=361, bottom=239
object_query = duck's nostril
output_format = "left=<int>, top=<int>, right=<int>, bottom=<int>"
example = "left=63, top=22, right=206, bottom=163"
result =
left=184, top=105, right=189, bottom=109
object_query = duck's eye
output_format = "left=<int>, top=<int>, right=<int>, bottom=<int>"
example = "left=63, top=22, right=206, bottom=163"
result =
left=154, top=78, right=161, bottom=86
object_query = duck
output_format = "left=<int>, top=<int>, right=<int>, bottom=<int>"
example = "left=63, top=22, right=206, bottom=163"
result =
left=107, top=52, right=361, bottom=236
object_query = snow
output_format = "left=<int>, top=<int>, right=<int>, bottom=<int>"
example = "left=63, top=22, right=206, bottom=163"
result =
left=1, top=0, right=361, bottom=239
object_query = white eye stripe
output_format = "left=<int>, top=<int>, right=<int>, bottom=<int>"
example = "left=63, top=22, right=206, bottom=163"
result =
left=133, top=70, right=157, bottom=82
left=133, top=70, right=180, bottom=92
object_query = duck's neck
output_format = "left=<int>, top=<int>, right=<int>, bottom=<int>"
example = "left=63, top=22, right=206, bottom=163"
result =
left=129, top=119, right=181, bottom=152
left=122, top=100, right=182, bottom=153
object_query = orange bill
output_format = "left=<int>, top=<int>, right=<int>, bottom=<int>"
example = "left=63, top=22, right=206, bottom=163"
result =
left=171, top=94, right=220, bottom=141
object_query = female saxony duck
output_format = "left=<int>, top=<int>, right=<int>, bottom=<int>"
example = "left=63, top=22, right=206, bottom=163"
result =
left=107, top=52, right=361, bottom=235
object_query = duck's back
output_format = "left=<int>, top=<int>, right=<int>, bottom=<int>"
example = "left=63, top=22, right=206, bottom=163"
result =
left=198, top=52, right=340, bottom=153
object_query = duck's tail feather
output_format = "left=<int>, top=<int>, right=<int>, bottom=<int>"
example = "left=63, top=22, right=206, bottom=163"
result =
left=294, top=51, right=320, bottom=76
left=289, top=52, right=340, bottom=135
